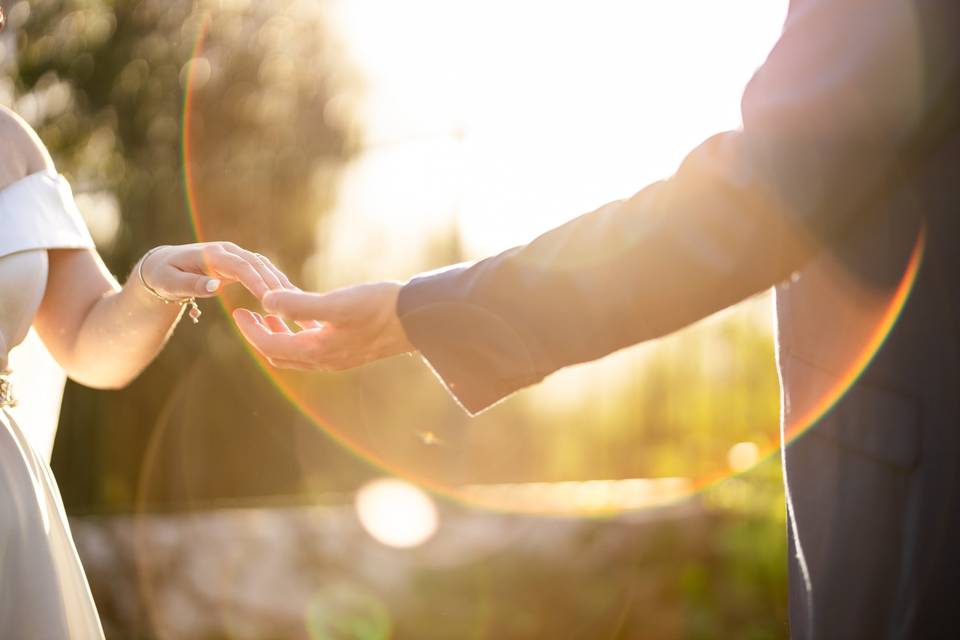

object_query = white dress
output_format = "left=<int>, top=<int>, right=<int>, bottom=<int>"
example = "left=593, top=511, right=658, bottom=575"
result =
left=0, top=171, right=105, bottom=638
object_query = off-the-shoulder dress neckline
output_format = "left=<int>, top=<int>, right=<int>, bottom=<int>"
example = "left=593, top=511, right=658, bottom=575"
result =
left=0, top=170, right=64, bottom=198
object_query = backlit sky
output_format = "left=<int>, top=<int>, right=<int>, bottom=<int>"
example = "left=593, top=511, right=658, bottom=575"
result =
left=318, top=0, right=788, bottom=284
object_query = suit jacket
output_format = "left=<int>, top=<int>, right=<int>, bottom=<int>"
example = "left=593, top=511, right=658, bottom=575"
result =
left=397, top=1, right=959, bottom=637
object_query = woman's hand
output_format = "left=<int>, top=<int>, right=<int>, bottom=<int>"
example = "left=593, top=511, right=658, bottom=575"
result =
left=138, top=242, right=290, bottom=302
left=34, top=240, right=296, bottom=389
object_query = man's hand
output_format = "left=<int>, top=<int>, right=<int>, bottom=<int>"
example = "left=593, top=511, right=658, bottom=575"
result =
left=233, top=281, right=415, bottom=371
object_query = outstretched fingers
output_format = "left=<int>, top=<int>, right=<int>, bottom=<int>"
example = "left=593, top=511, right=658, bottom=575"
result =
left=220, top=243, right=284, bottom=292
left=253, top=253, right=324, bottom=330
left=263, top=314, right=294, bottom=334
left=258, top=254, right=296, bottom=290
left=233, top=308, right=332, bottom=369
left=193, top=246, right=270, bottom=299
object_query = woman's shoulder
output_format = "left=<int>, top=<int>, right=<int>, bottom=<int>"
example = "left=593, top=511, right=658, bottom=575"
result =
left=0, top=106, right=55, bottom=192
left=0, top=107, right=94, bottom=259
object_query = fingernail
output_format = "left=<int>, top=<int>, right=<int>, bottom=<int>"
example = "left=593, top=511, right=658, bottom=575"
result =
left=205, top=278, right=221, bottom=293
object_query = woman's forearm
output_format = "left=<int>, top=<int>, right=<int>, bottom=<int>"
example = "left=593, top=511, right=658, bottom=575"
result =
left=37, top=242, right=282, bottom=390
left=66, top=269, right=186, bottom=389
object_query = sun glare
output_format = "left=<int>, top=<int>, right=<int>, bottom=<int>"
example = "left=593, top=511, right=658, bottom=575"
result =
left=320, top=0, right=788, bottom=283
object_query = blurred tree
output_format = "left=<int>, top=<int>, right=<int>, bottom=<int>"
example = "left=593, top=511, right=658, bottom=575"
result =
left=2, top=0, right=361, bottom=512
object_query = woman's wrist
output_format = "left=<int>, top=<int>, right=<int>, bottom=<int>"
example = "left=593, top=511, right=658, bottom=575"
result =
left=137, top=247, right=186, bottom=301
left=135, top=245, right=229, bottom=324
left=129, top=247, right=194, bottom=320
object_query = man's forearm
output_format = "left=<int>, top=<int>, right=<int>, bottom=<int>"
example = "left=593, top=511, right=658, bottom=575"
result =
left=397, top=0, right=952, bottom=413
left=396, top=138, right=814, bottom=414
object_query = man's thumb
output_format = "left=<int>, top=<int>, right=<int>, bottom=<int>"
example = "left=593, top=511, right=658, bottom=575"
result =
left=262, top=290, right=335, bottom=321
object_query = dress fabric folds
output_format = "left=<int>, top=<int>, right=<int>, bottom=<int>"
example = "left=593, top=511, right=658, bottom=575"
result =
left=0, top=171, right=104, bottom=638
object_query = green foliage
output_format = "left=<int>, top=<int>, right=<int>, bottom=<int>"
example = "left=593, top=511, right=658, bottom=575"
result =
left=3, top=0, right=360, bottom=511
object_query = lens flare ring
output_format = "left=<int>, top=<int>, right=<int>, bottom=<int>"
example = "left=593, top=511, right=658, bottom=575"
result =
left=180, top=12, right=926, bottom=518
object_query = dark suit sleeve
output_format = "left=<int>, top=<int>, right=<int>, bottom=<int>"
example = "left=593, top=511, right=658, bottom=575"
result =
left=397, top=0, right=949, bottom=414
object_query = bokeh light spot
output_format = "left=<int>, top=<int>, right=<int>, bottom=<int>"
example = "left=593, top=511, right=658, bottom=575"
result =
left=727, top=441, right=760, bottom=473
left=179, top=56, right=211, bottom=91
left=355, top=478, right=439, bottom=548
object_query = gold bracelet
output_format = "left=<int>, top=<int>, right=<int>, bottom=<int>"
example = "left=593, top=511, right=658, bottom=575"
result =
left=137, top=246, right=202, bottom=324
